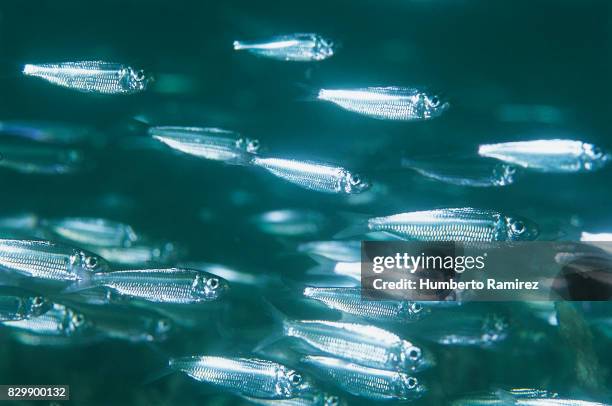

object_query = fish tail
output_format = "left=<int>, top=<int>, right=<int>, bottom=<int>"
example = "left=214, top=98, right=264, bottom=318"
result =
left=334, top=212, right=370, bottom=239
left=294, top=82, right=320, bottom=102
left=252, top=299, right=288, bottom=353
left=142, top=365, right=174, bottom=385
left=61, top=271, right=96, bottom=294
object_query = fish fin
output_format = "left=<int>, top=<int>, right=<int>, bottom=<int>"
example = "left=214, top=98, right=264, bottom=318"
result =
left=294, top=82, right=320, bottom=102
left=252, top=299, right=287, bottom=353
left=142, top=366, right=174, bottom=385
left=61, top=273, right=96, bottom=294
left=494, top=389, right=519, bottom=405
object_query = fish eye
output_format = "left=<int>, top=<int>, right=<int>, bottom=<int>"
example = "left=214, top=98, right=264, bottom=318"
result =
left=84, top=255, right=98, bottom=269
left=157, top=319, right=171, bottom=333
left=248, top=139, right=260, bottom=152
left=429, top=95, right=441, bottom=107
left=73, top=313, right=85, bottom=326
left=407, top=377, right=418, bottom=389
left=326, top=396, right=340, bottom=406
left=511, top=220, right=525, bottom=234
left=206, top=278, right=220, bottom=290
left=350, top=174, right=361, bottom=185
left=32, top=296, right=44, bottom=307
left=592, top=146, right=603, bottom=158
left=134, top=69, right=146, bottom=81
left=410, top=302, right=423, bottom=314
left=288, top=372, right=302, bottom=385
left=408, top=347, right=421, bottom=361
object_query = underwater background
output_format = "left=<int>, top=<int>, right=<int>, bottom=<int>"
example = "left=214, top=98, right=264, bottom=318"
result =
left=0, top=0, right=611, bottom=405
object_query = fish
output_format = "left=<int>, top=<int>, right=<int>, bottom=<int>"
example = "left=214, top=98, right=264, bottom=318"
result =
left=317, top=87, right=449, bottom=121
left=581, top=232, right=612, bottom=242
left=85, top=242, right=178, bottom=266
left=0, top=142, right=88, bottom=174
left=297, top=241, right=361, bottom=262
left=149, top=126, right=259, bottom=165
left=452, top=388, right=610, bottom=406
left=271, top=317, right=433, bottom=372
left=478, top=139, right=610, bottom=173
left=0, top=120, right=102, bottom=145
left=241, top=391, right=346, bottom=406
left=0, top=213, right=41, bottom=239
left=40, top=217, right=139, bottom=248
left=233, top=33, right=334, bottom=62
left=0, top=239, right=109, bottom=283
left=251, top=157, right=369, bottom=194
left=355, top=208, right=539, bottom=242
left=168, top=356, right=314, bottom=399
left=1, top=303, right=93, bottom=337
left=412, top=308, right=509, bottom=346
left=303, top=287, right=427, bottom=323
left=65, top=268, right=229, bottom=304
left=251, top=209, right=327, bottom=237
left=0, top=287, right=51, bottom=321
left=302, top=355, right=425, bottom=401
left=22, top=61, right=150, bottom=94
left=74, top=304, right=172, bottom=343
left=307, top=259, right=361, bottom=283
left=401, top=157, right=518, bottom=187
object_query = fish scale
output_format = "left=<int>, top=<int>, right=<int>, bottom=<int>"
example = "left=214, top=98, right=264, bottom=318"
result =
left=75, top=268, right=228, bottom=303
left=0, top=239, right=105, bottom=282
left=317, top=87, right=448, bottom=121
left=303, top=356, right=422, bottom=401
left=303, top=287, right=424, bottom=323
left=22, top=61, right=149, bottom=94
left=169, top=356, right=311, bottom=399
left=251, top=157, right=368, bottom=194
left=368, top=208, right=509, bottom=242
left=284, top=320, right=408, bottom=371
left=1, top=303, right=85, bottom=337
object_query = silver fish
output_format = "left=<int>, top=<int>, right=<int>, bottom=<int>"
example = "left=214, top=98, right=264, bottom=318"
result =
left=168, top=356, right=314, bottom=399
left=478, top=139, right=610, bottom=173
left=0, top=120, right=102, bottom=145
left=365, top=208, right=539, bottom=242
left=86, top=242, right=177, bottom=266
left=297, top=241, right=361, bottom=262
left=413, top=310, right=509, bottom=346
left=0, top=142, right=87, bottom=174
left=23, top=61, right=150, bottom=94
left=303, top=287, right=427, bottom=323
left=149, top=126, right=259, bottom=165
left=281, top=319, right=432, bottom=372
left=251, top=157, right=369, bottom=194
left=452, top=389, right=610, bottom=406
left=0, top=287, right=50, bottom=321
left=402, top=157, right=518, bottom=187
left=307, top=259, right=361, bottom=282
left=0, top=213, right=40, bottom=239
left=241, top=391, right=346, bottom=406
left=67, top=268, right=229, bottom=304
left=302, top=355, right=424, bottom=401
left=1, top=303, right=92, bottom=337
left=233, top=33, right=334, bottom=62
left=317, top=87, right=449, bottom=121
left=0, top=239, right=109, bottom=283
left=76, top=305, right=172, bottom=343
left=251, top=209, right=326, bottom=237
left=40, top=217, right=139, bottom=248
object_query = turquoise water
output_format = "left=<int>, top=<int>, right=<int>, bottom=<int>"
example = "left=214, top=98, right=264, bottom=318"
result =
left=0, top=1, right=611, bottom=405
